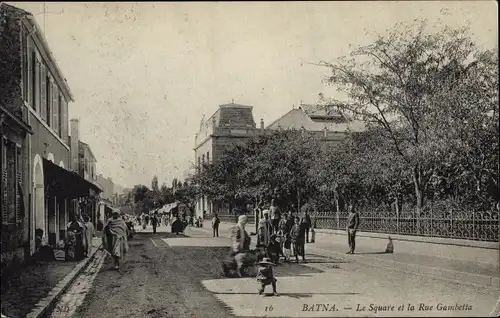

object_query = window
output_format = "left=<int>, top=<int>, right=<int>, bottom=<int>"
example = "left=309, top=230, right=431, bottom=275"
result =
left=31, top=51, right=37, bottom=110
left=22, top=26, right=28, bottom=101
left=58, top=94, right=62, bottom=136
left=46, top=76, right=51, bottom=126
left=207, top=152, right=210, bottom=164
left=1, top=139, right=22, bottom=225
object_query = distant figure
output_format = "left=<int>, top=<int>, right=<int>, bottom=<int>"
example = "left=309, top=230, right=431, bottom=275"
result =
left=212, top=213, right=220, bottom=237
left=83, top=215, right=95, bottom=257
left=151, top=213, right=159, bottom=234
left=290, top=216, right=306, bottom=263
left=346, top=204, right=360, bottom=254
left=385, top=236, right=394, bottom=253
left=269, top=199, right=281, bottom=233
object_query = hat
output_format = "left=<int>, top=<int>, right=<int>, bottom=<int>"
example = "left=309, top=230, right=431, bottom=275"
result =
left=258, top=258, right=274, bottom=265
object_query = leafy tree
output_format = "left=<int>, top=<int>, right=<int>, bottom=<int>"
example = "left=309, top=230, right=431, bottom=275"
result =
left=173, top=179, right=201, bottom=216
left=318, top=19, right=498, bottom=214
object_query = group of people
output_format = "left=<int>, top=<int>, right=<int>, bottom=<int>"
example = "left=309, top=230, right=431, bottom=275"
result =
left=65, top=214, right=96, bottom=261
left=256, top=200, right=313, bottom=264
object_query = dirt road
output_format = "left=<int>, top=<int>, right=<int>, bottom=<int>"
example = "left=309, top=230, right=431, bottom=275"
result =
left=73, top=229, right=234, bottom=318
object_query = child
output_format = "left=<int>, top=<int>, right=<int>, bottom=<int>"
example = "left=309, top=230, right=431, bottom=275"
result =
left=283, top=233, right=292, bottom=262
left=290, top=216, right=306, bottom=263
left=256, top=258, right=278, bottom=296
left=267, top=234, right=283, bottom=264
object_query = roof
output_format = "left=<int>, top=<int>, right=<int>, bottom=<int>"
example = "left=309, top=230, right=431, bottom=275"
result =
left=196, top=102, right=257, bottom=141
left=0, top=3, right=74, bottom=102
left=266, top=106, right=365, bottom=132
left=78, top=141, right=97, bottom=161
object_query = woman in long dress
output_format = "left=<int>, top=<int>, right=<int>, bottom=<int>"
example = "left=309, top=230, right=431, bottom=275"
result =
left=102, top=212, right=129, bottom=270
left=83, top=215, right=95, bottom=257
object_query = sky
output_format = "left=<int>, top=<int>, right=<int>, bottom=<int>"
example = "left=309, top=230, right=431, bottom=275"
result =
left=8, top=1, right=498, bottom=189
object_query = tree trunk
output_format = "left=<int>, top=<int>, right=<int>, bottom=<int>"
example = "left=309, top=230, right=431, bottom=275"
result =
left=412, top=166, right=425, bottom=216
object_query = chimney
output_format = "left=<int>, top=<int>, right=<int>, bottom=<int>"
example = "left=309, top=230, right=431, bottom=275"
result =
left=70, top=119, right=80, bottom=172
left=212, top=116, right=216, bottom=131
left=260, top=118, right=264, bottom=131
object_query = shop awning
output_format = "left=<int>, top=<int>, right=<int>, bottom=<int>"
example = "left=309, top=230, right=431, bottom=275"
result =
left=43, top=158, right=102, bottom=199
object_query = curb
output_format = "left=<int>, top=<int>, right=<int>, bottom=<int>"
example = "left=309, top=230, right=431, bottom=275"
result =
left=25, top=241, right=103, bottom=318
left=307, top=245, right=500, bottom=290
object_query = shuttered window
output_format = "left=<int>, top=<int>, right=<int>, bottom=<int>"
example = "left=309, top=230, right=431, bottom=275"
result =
left=28, top=41, right=33, bottom=106
left=21, top=25, right=28, bottom=102
left=0, top=140, right=23, bottom=225
left=15, top=144, right=22, bottom=223
left=58, top=94, right=62, bottom=137
left=53, top=84, right=59, bottom=135
left=40, top=64, right=47, bottom=121
left=46, top=75, right=51, bottom=127
left=33, top=55, right=39, bottom=112
left=61, top=97, right=68, bottom=143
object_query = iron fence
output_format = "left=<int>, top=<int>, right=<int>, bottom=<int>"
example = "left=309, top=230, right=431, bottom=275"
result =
left=310, top=210, right=499, bottom=242
left=209, top=210, right=498, bottom=242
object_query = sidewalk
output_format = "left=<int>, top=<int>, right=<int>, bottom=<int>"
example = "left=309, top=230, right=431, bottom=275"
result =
left=1, top=237, right=102, bottom=318
left=215, top=221, right=499, bottom=289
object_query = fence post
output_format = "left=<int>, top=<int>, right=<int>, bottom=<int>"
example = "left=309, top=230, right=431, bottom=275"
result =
left=450, top=208, right=453, bottom=239
left=472, top=209, right=475, bottom=240
left=396, top=213, right=399, bottom=235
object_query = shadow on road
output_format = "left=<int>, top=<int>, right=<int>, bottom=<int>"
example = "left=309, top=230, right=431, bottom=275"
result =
left=213, top=292, right=360, bottom=298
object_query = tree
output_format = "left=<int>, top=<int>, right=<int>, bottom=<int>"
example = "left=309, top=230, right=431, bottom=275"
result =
left=151, top=175, right=159, bottom=193
left=174, top=179, right=201, bottom=216
left=318, top=19, right=498, bottom=215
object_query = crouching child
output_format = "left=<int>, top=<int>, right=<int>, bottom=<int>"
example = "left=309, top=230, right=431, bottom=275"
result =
left=256, top=258, right=278, bottom=296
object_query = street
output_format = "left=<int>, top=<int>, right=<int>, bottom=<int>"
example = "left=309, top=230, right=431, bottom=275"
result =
left=51, top=223, right=499, bottom=318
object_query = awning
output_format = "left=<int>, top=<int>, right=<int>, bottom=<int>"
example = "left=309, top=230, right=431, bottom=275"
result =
left=43, top=158, right=102, bottom=199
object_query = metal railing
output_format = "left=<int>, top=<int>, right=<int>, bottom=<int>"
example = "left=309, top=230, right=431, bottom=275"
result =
left=310, top=209, right=499, bottom=242
left=208, top=209, right=498, bottom=242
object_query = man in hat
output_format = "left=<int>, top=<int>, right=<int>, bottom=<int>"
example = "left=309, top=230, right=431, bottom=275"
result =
left=256, top=257, right=278, bottom=296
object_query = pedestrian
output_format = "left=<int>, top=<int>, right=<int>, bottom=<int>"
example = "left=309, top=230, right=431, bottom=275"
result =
left=151, top=213, right=159, bottom=234
left=102, top=211, right=129, bottom=270
left=267, top=234, right=283, bottom=264
left=231, top=215, right=251, bottom=277
left=67, top=215, right=85, bottom=261
left=256, top=257, right=278, bottom=296
left=290, top=216, right=306, bottom=263
left=212, top=213, right=220, bottom=237
left=283, top=232, right=292, bottom=262
left=301, top=210, right=312, bottom=243
left=346, top=204, right=360, bottom=254
left=269, top=199, right=281, bottom=233
left=257, top=210, right=273, bottom=248
left=83, top=215, right=95, bottom=257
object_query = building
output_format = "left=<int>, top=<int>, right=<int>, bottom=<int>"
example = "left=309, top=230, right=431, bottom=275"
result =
left=193, top=102, right=264, bottom=217
left=96, top=174, right=129, bottom=224
left=266, top=104, right=365, bottom=146
left=0, top=4, right=102, bottom=264
left=69, top=118, right=102, bottom=226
